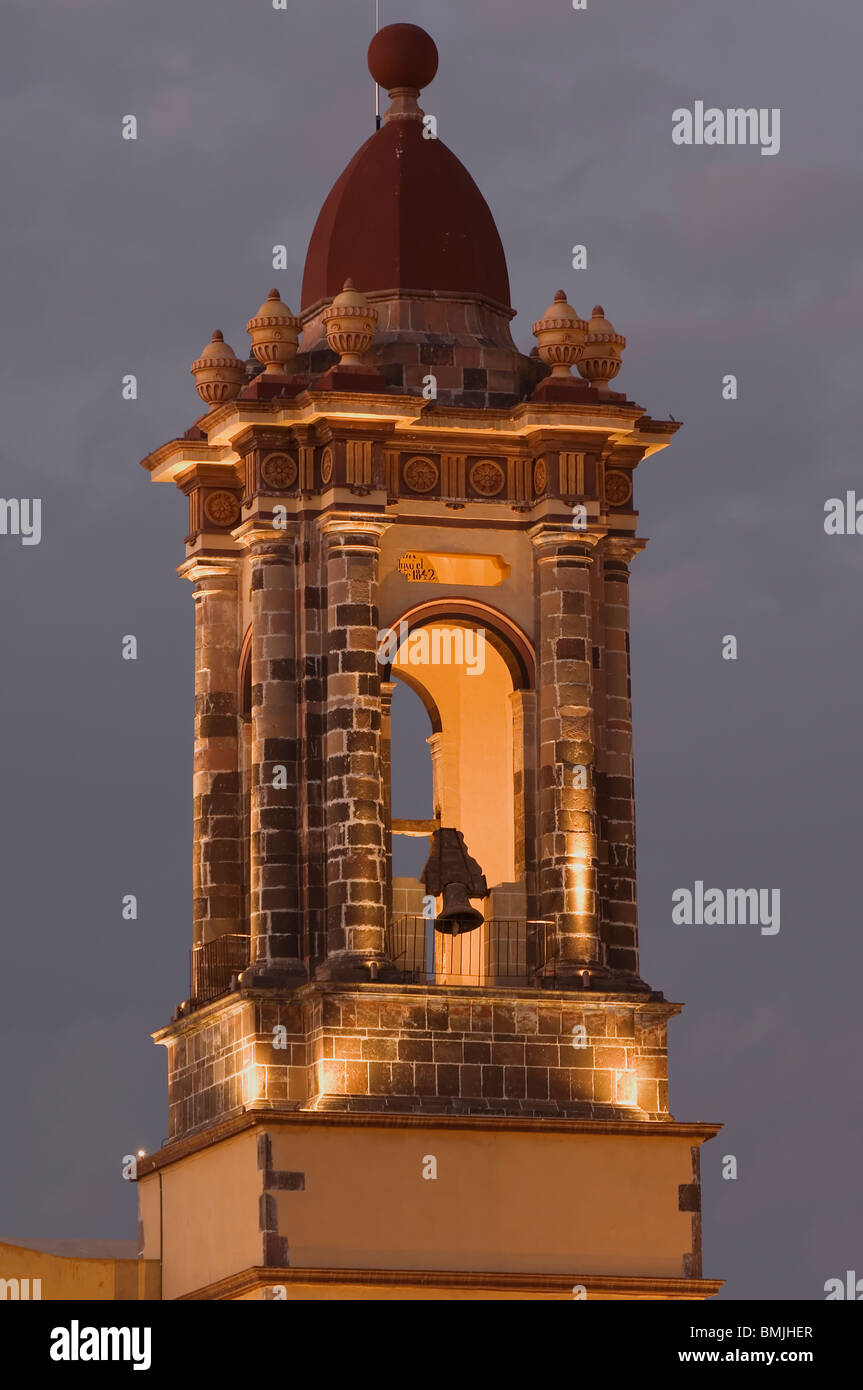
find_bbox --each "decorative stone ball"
[531,290,589,378]
[368,23,439,92]
[246,289,300,375]
[190,331,246,407]
[321,280,378,367]
[576,305,626,388]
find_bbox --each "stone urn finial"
[531,290,589,378]
[245,288,300,375]
[321,279,378,368]
[190,330,246,408]
[576,305,626,389]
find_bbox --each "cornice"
[178,1264,724,1301]
[137,1105,722,1178]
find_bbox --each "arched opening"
[389,678,437,977]
[385,609,537,985]
[390,679,436,880]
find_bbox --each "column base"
[315,952,398,984]
[540,959,654,992]
[238,959,309,990]
[539,961,606,991]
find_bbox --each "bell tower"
[136,22,721,1301]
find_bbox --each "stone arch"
[382,604,536,965]
[380,598,534,689]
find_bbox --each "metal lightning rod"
[374,0,381,129]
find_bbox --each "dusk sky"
[1,0,861,1299]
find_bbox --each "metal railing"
[387,916,555,987]
[187,920,558,1005]
[190,934,251,1005]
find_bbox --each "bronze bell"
[435,881,485,936]
[421,826,488,937]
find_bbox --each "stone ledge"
[139,1106,722,1178]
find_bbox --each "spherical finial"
[368,23,438,92]
[190,331,246,408]
[593,305,604,317]
[343,278,355,290]
[531,291,589,378]
[321,280,378,368]
[246,289,300,376]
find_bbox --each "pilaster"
[181,557,243,948]
[531,523,607,981]
[318,513,391,978]
[599,536,646,981]
[241,525,306,985]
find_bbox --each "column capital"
[380,680,396,716]
[603,536,647,567]
[318,511,391,544]
[178,555,241,590]
[233,518,298,551]
[528,521,605,560]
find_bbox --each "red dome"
[301,118,511,312]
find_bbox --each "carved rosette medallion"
[533,456,548,494]
[470,459,506,497]
[203,490,241,527]
[605,469,633,507]
[320,447,334,485]
[260,452,297,491]
[403,455,439,494]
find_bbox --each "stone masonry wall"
[163,984,674,1141]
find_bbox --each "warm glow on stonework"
[130,19,721,1304]
[242,1063,263,1105]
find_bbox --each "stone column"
[426,731,442,821]
[599,537,646,982]
[183,558,243,948]
[319,515,390,978]
[380,680,396,932]
[531,523,607,980]
[509,689,537,893]
[244,532,306,984]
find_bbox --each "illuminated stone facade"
[136,22,720,1300]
